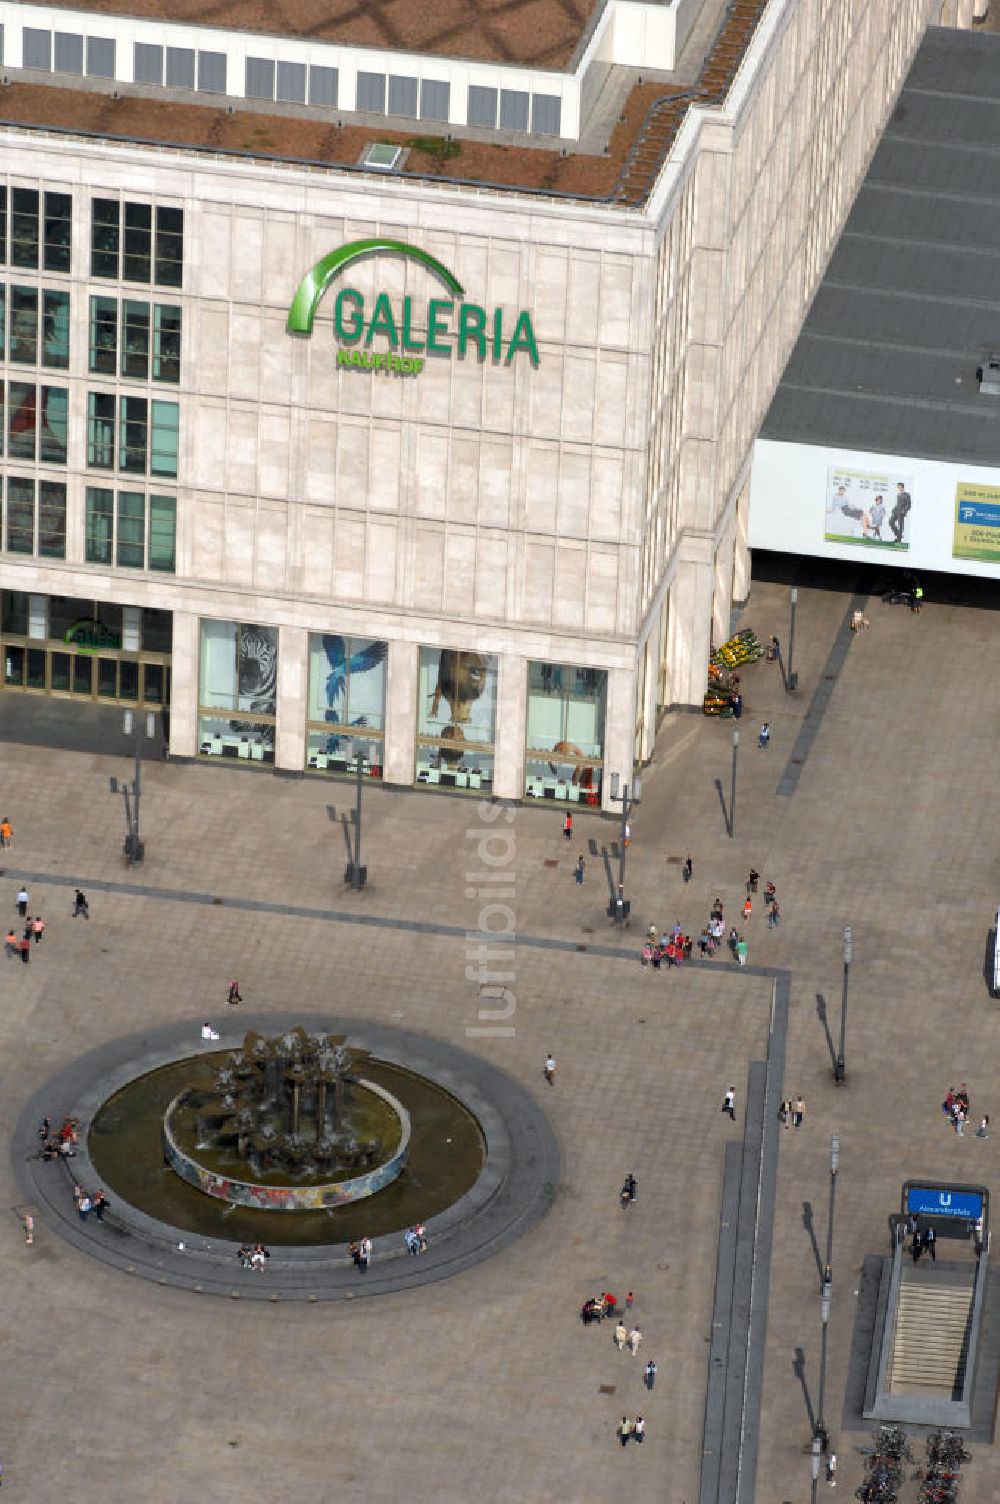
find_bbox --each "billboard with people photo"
[825,466,912,550]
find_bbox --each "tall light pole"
[111,709,156,865]
[835,926,852,1083]
[814,1135,838,1475]
[608,771,641,925]
[787,586,799,692]
[345,737,369,890]
[729,728,740,839]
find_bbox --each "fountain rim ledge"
[162,1075,412,1211]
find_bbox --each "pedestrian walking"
[614,1321,627,1351]
[358,1234,372,1271]
[742,896,752,923]
[4,929,16,959]
[683,854,693,883]
[0,816,12,848]
[18,935,30,965]
[543,1053,556,1085]
[954,1106,966,1136]
[628,1326,642,1355]
[23,1213,34,1245]
[72,888,90,919]
[201,1023,220,1040]
[758,722,770,749]
[227,978,243,1006]
[792,1095,805,1128]
[633,1416,645,1444]
[779,1098,791,1128]
[32,916,44,945]
[768,898,781,929]
[92,1191,108,1222]
[826,1452,837,1487]
[644,1359,657,1390]
[16,887,28,918]
[976,1115,990,1138]
[625,1291,634,1311]
[618,1416,631,1447]
[563,812,573,841]
[731,692,743,720]
[911,1227,923,1263]
[736,936,748,967]
[924,1225,936,1263]
[722,1085,736,1120]
[574,856,585,885]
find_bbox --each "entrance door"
[72,656,94,696]
[97,658,117,698]
[50,651,71,693]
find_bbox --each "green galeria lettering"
[335,288,363,342]
[401,296,424,353]
[426,299,453,355]
[492,307,504,361]
[457,303,486,359]
[365,292,399,348]
[505,310,539,367]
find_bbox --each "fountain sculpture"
[162,1028,411,1211]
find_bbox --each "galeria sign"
[287,237,539,374]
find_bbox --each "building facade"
[0,0,945,806]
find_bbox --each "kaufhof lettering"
[286,238,539,375]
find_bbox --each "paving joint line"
[776,591,868,798]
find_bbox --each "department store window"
[134,42,162,85]
[530,94,561,136]
[1,476,66,558]
[524,662,607,803]
[356,71,386,113]
[87,393,177,476]
[199,619,277,762]
[388,75,417,117]
[165,47,195,90]
[245,56,274,100]
[22,28,51,71]
[277,61,306,104]
[85,486,174,571]
[305,634,387,777]
[197,51,226,94]
[54,31,83,74]
[1,188,71,271]
[90,199,183,288]
[89,296,180,380]
[5,383,67,464]
[420,80,450,122]
[86,36,115,78]
[7,287,69,368]
[308,65,338,107]
[499,90,529,131]
[415,647,496,791]
[467,85,497,128]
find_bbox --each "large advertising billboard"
[750,439,1000,578]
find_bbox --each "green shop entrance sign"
[64,618,121,652]
[286,237,539,375]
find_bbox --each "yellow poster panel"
[953,481,1000,563]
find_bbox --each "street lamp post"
[114,709,156,865]
[835,926,852,1083]
[729,728,740,839]
[608,771,641,925]
[787,586,799,692]
[345,738,369,890]
[813,1135,839,1474]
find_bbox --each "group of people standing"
[5,888,44,965]
[941,1083,987,1138]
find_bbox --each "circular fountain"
[161,1028,411,1211]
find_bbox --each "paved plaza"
[1,574,999,1500]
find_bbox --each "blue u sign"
[906,1186,983,1220]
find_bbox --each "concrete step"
[889,1280,973,1394]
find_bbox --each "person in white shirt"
[201,1023,220,1040]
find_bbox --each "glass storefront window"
[415,647,496,791]
[305,634,386,776]
[525,662,607,804]
[199,619,277,761]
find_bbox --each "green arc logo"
[287,238,464,335]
